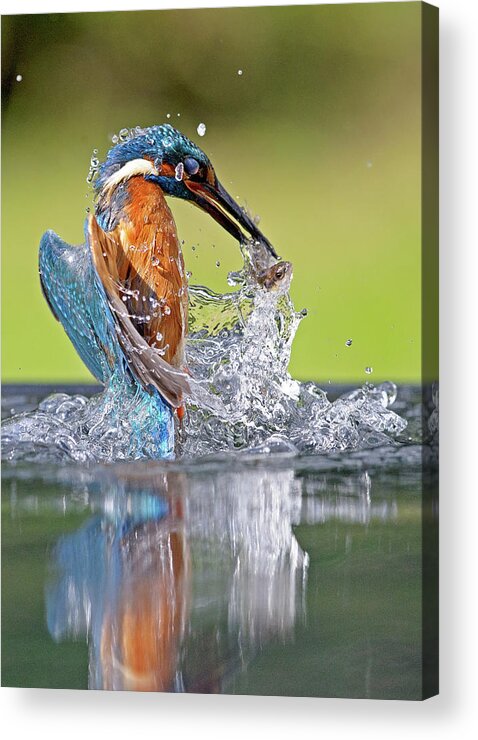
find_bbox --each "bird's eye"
[184,157,200,176]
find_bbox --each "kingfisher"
[39,124,278,457]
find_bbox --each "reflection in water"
[45,465,310,691]
[0,454,417,695]
[47,472,189,691]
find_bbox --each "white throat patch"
[103,158,159,193]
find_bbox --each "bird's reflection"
[46,465,308,692]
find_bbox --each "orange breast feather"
[92,177,188,368]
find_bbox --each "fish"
[256,261,293,293]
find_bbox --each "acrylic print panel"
[1,2,438,698]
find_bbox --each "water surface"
[1,384,434,699]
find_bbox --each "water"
[1,384,436,697]
[1,237,424,464]
[1,236,437,696]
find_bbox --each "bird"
[39,124,277,458]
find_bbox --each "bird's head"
[95,124,278,259]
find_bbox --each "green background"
[1,2,423,384]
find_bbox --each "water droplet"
[151,255,160,267]
[177,113,181,117]
[156,331,163,342]
[163,305,171,315]
[197,122,206,137]
[166,113,171,119]
[175,162,184,181]
[186,271,192,279]
[378,381,397,406]
[122,296,128,302]
[111,134,119,144]
[253,214,261,225]
[85,207,90,213]
[215,260,220,268]
[90,156,99,168]
[365,366,373,374]
[237,69,243,75]
[16,74,22,82]
[119,128,129,142]
[345,339,352,347]
[191,245,196,252]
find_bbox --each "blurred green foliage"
[2,3,422,383]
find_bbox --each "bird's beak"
[185,178,279,259]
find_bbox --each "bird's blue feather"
[39,226,175,459]
[39,227,115,382]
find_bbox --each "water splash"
[1,239,407,463]
[180,244,406,457]
[1,374,174,463]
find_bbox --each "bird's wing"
[87,216,189,408]
[39,229,116,383]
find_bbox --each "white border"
[2,0,478,737]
